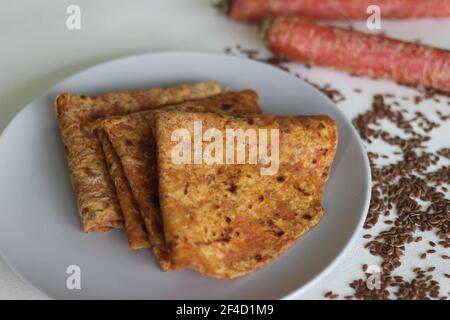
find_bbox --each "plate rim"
[0,50,371,300]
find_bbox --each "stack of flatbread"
[55,81,338,279]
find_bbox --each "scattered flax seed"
[225,45,346,104]
[438,241,449,248]
[350,267,447,300]
[429,241,436,247]
[336,91,448,299]
[441,255,449,260]
[302,80,346,103]
[437,148,450,159]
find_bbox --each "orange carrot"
[262,16,450,91]
[221,0,450,22]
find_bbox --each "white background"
[0,0,449,299]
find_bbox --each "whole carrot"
[220,0,450,22]
[262,16,450,92]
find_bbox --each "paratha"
[54,82,221,232]
[154,111,338,278]
[98,91,261,270]
[96,129,151,249]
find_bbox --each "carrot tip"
[212,0,231,16]
[259,18,274,43]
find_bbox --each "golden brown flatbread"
[98,91,260,270]
[54,82,221,233]
[154,111,338,278]
[96,129,151,249]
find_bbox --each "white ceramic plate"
[0,52,370,299]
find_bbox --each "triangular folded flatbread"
[97,91,261,270]
[55,82,221,232]
[154,111,338,278]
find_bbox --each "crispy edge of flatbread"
[154,111,338,278]
[96,128,151,249]
[94,119,170,269]
[54,81,221,232]
[100,90,261,270]
[63,121,124,233]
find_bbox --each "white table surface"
[0,0,449,300]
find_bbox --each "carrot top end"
[212,0,231,16]
[259,18,274,43]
